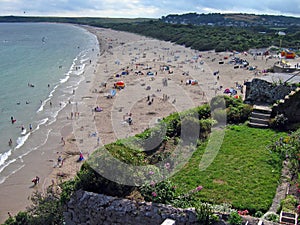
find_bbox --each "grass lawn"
[171,125,286,213]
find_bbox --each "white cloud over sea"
[0,0,300,18]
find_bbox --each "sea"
[0,22,99,184]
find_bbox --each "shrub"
[270,113,288,129]
[75,162,135,197]
[264,212,279,222]
[140,179,177,204]
[254,211,263,218]
[280,195,298,213]
[196,203,219,225]
[3,211,30,225]
[60,180,76,204]
[228,211,243,225]
[3,190,64,225]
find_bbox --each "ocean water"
[0,23,98,184]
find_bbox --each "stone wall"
[64,190,199,225]
[64,190,280,225]
[245,78,296,105]
[272,87,300,123]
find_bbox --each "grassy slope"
[172,125,285,212]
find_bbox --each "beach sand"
[0,25,283,223]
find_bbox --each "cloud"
[0,0,299,18]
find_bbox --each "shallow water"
[0,23,99,184]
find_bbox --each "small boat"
[21,129,27,136]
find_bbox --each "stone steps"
[249,117,269,125]
[248,122,269,128]
[251,112,271,120]
[248,105,272,128]
[280,211,298,225]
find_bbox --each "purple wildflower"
[196,186,203,191]
[150,181,156,187]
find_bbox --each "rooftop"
[257,72,300,84]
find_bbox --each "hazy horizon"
[1,0,299,19]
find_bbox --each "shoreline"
[0,25,287,223]
[0,24,100,223]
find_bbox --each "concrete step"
[251,112,271,120]
[253,105,272,112]
[248,122,269,128]
[249,117,269,125]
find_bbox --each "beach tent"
[224,88,237,95]
[224,88,231,93]
[147,71,154,76]
[114,81,125,89]
[191,80,198,85]
[161,65,170,71]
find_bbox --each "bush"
[211,95,252,124]
[75,162,135,197]
[280,195,298,213]
[3,212,30,225]
[228,211,243,225]
[3,190,64,225]
[140,179,176,204]
[196,203,219,225]
[270,113,288,129]
[254,211,263,218]
[264,212,279,222]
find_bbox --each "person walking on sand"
[57,155,62,167]
[61,137,65,146]
[29,124,32,132]
[78,151,84,162]
[32,176,40,186]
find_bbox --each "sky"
[1,0,300,18]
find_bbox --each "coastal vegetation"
[2,14,300,224]
[1,14,300,52]
[4,96,294,225]
[99,21,300,52]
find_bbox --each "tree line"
[1,16,300,52]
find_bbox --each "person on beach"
[32,176,40,186]
[61,137,65,146]
[29,124,32,132]
[57,155,62,167]
[78,151,84,162]
[11,116,16,124]
[8,138,12,147]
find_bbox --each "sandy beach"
[0,25,282,223]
